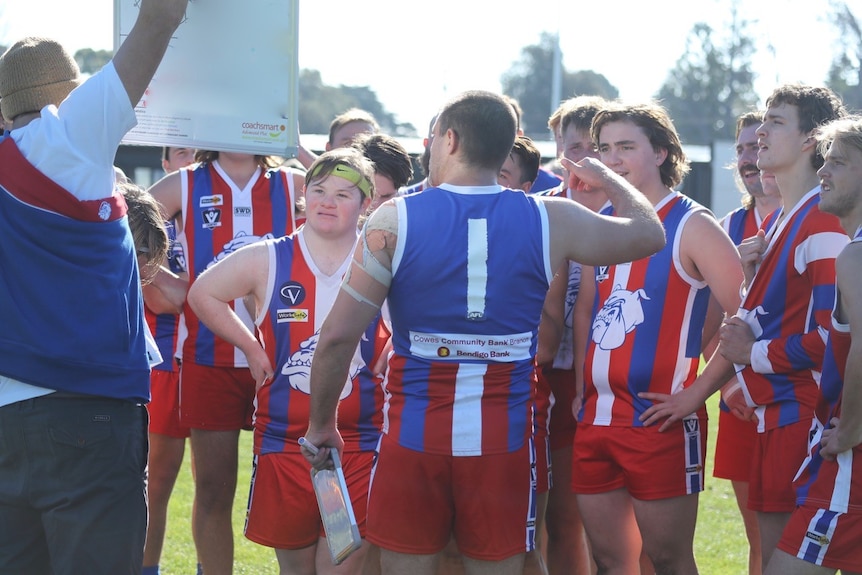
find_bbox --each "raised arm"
[112,0,190,107]
[547,157,664,270]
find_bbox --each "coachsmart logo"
[241,121,287,140]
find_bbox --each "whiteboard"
[114,0,299,157]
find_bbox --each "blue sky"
[2,0,840,133]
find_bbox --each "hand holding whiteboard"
[114,0,299,157]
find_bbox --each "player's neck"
[839,212,862,238]
[216,154,260,190]
[438,162,498,187]
[639,180,673,206]
[569,187,608,213]
[754,195,782,220]
[773,166,820,213]
[302,225,357,276]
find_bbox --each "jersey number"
[466,218,488,321]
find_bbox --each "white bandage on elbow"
[341,282,381,309]
[355,227,392,287]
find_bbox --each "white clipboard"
[310,449,362,565]
[113,0,299,157]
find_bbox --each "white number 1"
[466,218,488,321]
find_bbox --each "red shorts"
[777,507,862,572]
[571,419,706,500]
[535,434,552,494]
[244,450,373,549]
[543,368,578,451]
[748,420,812,513]
[179,362,255,431]
[147,368,190,438]
[713,408,757,482]
[367,434,535,561]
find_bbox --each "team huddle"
[1,2,861,575]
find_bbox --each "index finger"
[637,392,672,403]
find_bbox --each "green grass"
[158,395,751,574]
[158,430,277,574]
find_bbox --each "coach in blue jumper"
[0,2,190,574]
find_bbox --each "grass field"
[158,394,752,574]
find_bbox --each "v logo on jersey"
[279,281,306,306]
[202,208,222,229]
[683,419,699,435]
[596,266,610,282]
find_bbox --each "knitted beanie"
[0,37,81,121]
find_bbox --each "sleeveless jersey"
[582,192,711,427]
[734,188,847,431]
[384,185,553,457]
[254,230,388,455]
[179,161,298,368]
[722,204,781,243]
[793,269,861,514]
[145,220,185,373]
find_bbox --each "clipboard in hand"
[310,449,362,564]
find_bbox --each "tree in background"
[655,7,758,146]
[298,69,414,137]
[825,1,862,112]
[68,51,413,137]
[75,48,113,74]
[501,32,618,140]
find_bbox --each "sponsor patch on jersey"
[279,281,306,306]
[201,208,222,229]
[234,206,252,217]
[596,266,610,282]
[683,418,700,435]
[805,531,830,545]
[277,309,309,323]
[199,194,224,207]
[409,330,533,362]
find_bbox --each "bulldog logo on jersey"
[734,305,769,338]
[98,201,112,221]
[591,285,650,350]
[281,331,364,400]
[206,232,274,268]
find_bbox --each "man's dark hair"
[352,133,414,189]
[436,91,517,172]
